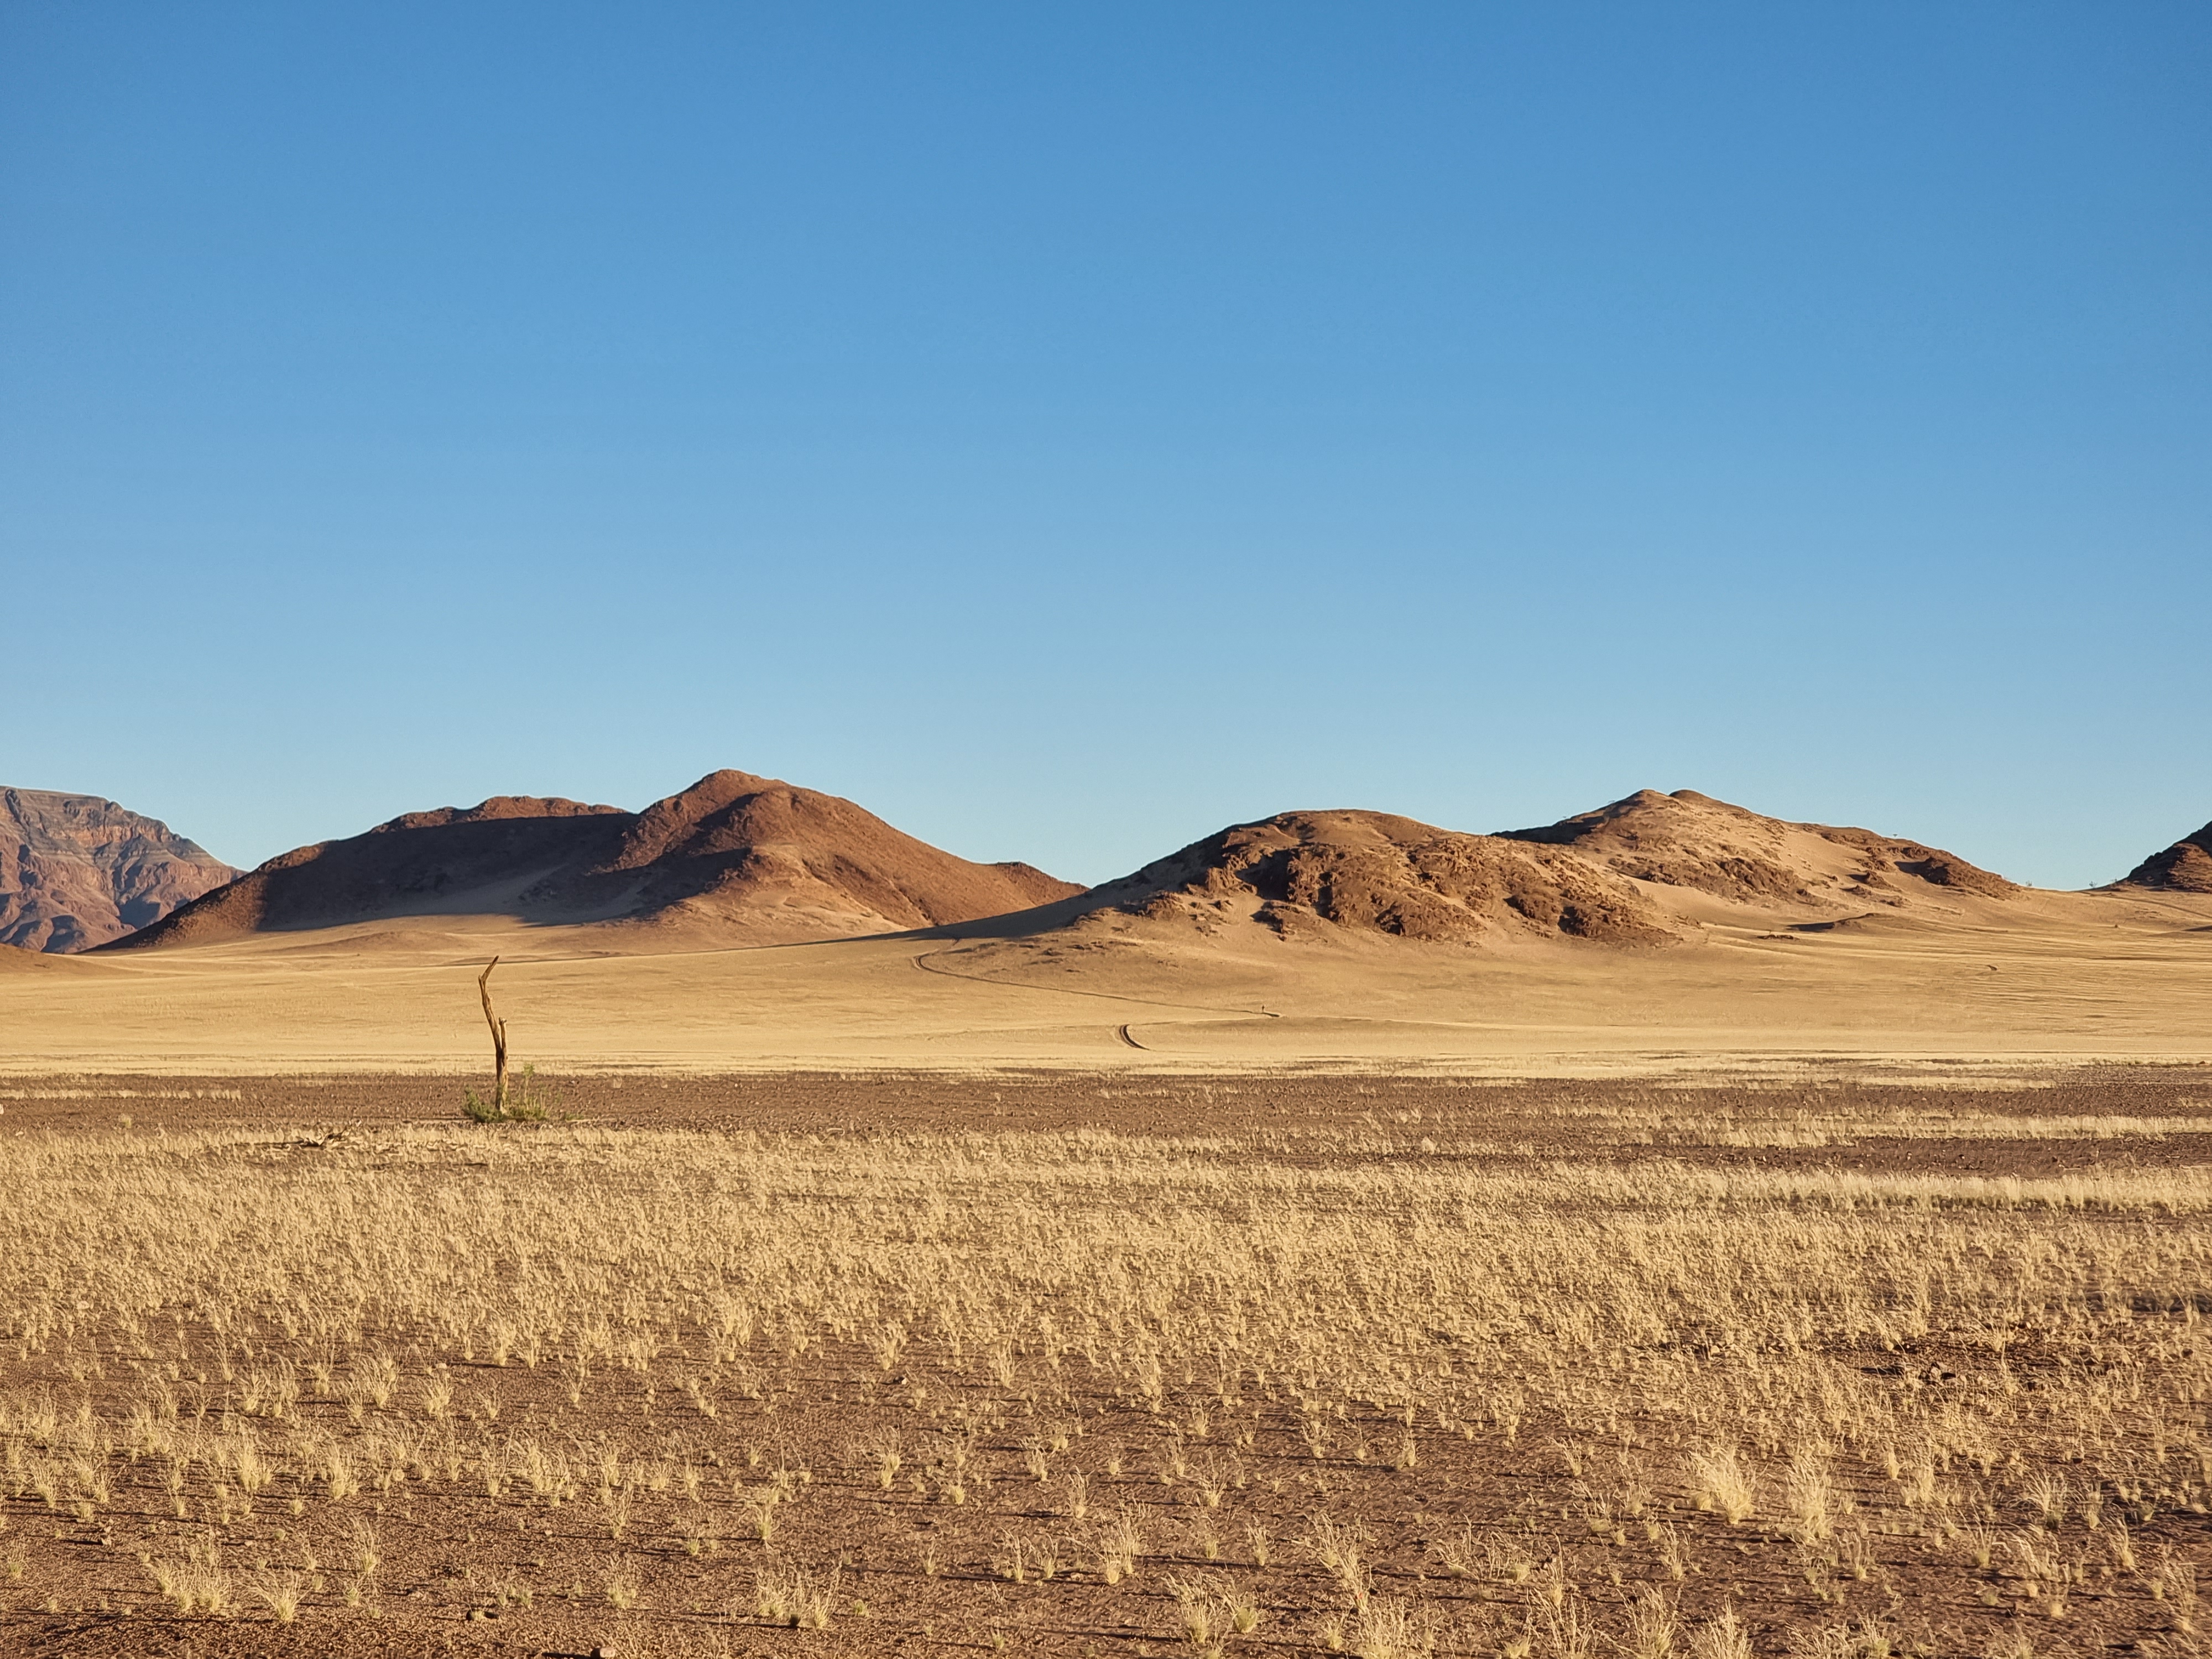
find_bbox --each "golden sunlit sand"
[4,876,2206,1077]
[3,791,2209,1658]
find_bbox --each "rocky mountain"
[2115,820,2212,893]
[0,789,239,952]
[1498,788,2017,906]
[110,770,1083,949]
[974,788,2021,954]
[1052,808,1676,946]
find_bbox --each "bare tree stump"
[478,957,508,1112]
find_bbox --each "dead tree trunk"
[478,957,508,1112]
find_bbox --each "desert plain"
[2,780,2209,1659]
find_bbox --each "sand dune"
[0,941,89,972]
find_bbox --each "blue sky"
[4,2,2206,887]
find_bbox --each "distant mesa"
[108,769,1084,950]
[2116,821,2212,894]
[0,789,239,953]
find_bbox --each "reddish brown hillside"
[1047,808,1674,946]
[1502,789,2017,907]
[108,772,1082,950]
[2116,821,2212,893]
[967,788,2030,961]
[0,789,238,952]
[114,796,632,947]
[558,769,1081,935]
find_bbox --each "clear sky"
[4,3,2206,888]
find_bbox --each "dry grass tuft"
[0,1086,2207,1650]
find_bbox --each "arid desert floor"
[2,901,2209,1658]
[2,1064,2211,1658]
[4,863,2211,1076]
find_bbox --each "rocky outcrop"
[964,788,2031,957]
[0,789,239,952]
[1057,808,1677,946]
[1501,789,2017,905]
[2116,822,2212,894]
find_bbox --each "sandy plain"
[2,872,2208,1076]
[2,885,2209,1659]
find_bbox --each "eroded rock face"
[2118,823,2212,894]
[1501,788,2018,904]
[1057,787,2031,954]
[1081,809,1678,946]
[0,789,240,952]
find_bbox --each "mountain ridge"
[53,774,2203,957]
[107,770,1083,950]
[1048,807,1678,946]
[1497,788,2017,905]
[0,789,239,953]
[963,787,2028,952]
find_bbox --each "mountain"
[1498,788,2018,906]
[1042,808,1677,946]
[926,787,2027,975]
[81,776,2042,961]
[546,769,1081,934]
[0,789,239,953]
[882,788,2044,1028]
[2116,821,2212,893]
[109,770,1083,950]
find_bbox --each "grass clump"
[463,1063,561,1124]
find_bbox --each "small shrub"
[464,1064,561,1124]
[1692,1446,1757,1525]
[252,1569,306,1622]
[603,1557,642,1610]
